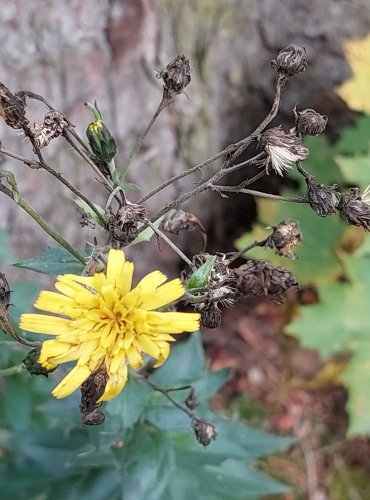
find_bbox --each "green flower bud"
[86,120,117,163]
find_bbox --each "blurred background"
[1,0,370,498]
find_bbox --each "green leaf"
[336,154,370,189]
[287,251,370,434]
[13,248,88,275]
[9,281,40,323]
[335,115,370,156]
[186,257,216,289]
[128,216,165,247]
[341,344,370,435]
[152,333,205,386]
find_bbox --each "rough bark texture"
[0,0,369,280]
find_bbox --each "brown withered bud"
[192,418,217,447]
[23,347,56,377]
[30,111,69,149]
[294,107,328,136]
[161,209,207,252]
[305,177,341,217]
[271,45,308,80]
[185,388,199,410]
[82,408,106,426]
[338,187,370,231]
[200,303,222,329]
[234,260,298,304]
[107,202,147,246]
[261,126,309,176]
[159,54,191,96]
[265,219,302,259]
[0,82,28,129]
[80,212,96,229]
[80,369,109,418]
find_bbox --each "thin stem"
[0,364,24,376]
[212,185,307,203]
[146,220,194,269]
[141,376,195,419]
[228,239,268,264]
[0,184,85,264]
[0,147,106,226]
[139,75,284,205]
[63,131,113,188]
[125,93,174,172]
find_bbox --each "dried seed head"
[159,54,191,96]
[338,186,370,231]
[294,107,328,136]
[80,368,109,421]
[192,418,217,446]
[161,209,207,252]
[185,388,199,410]
[234,260,298,304]
[0,82,28,129]
[200,303,222,329]
[188,254,237,314]
[305,177,341,217]
[23,347,56,377]
[261,126,309,176]
[272,45,308,80]
[82,408,106,426]
[266,219,302,259]
[107,203,147,246]
[31,111,70,149]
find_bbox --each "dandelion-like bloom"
[20,250,200,402]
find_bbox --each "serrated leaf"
[13,247,88,275]
[186,256,216,289]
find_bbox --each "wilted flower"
[339,186,370,230]
[0,82,27,129]
[107,202,147,246]
[20,249,200,402]
[305,177,341,217]
[199,303,222,329]
[158,54,191,96]
[271,45,308,81]
[192,418,217,446]
[31,111,69,149]
[23,347,56,377]
[265,219,302,259]
[294,107,328,136]
[261,126,309,176]
[234,260,298,303]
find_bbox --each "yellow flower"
[20,250,200,402]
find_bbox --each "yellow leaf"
[337,34,370,113]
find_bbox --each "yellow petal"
[138,279,185,310]
[20,314,70,335]
[52,365,91,398]
[99,364,128,401]
[136,271,167,294]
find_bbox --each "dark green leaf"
[13,248,88,275]
[186,257,216,289]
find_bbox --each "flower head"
[20,250,200,402]
[261,126,309,176]
[339,185,370,230]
